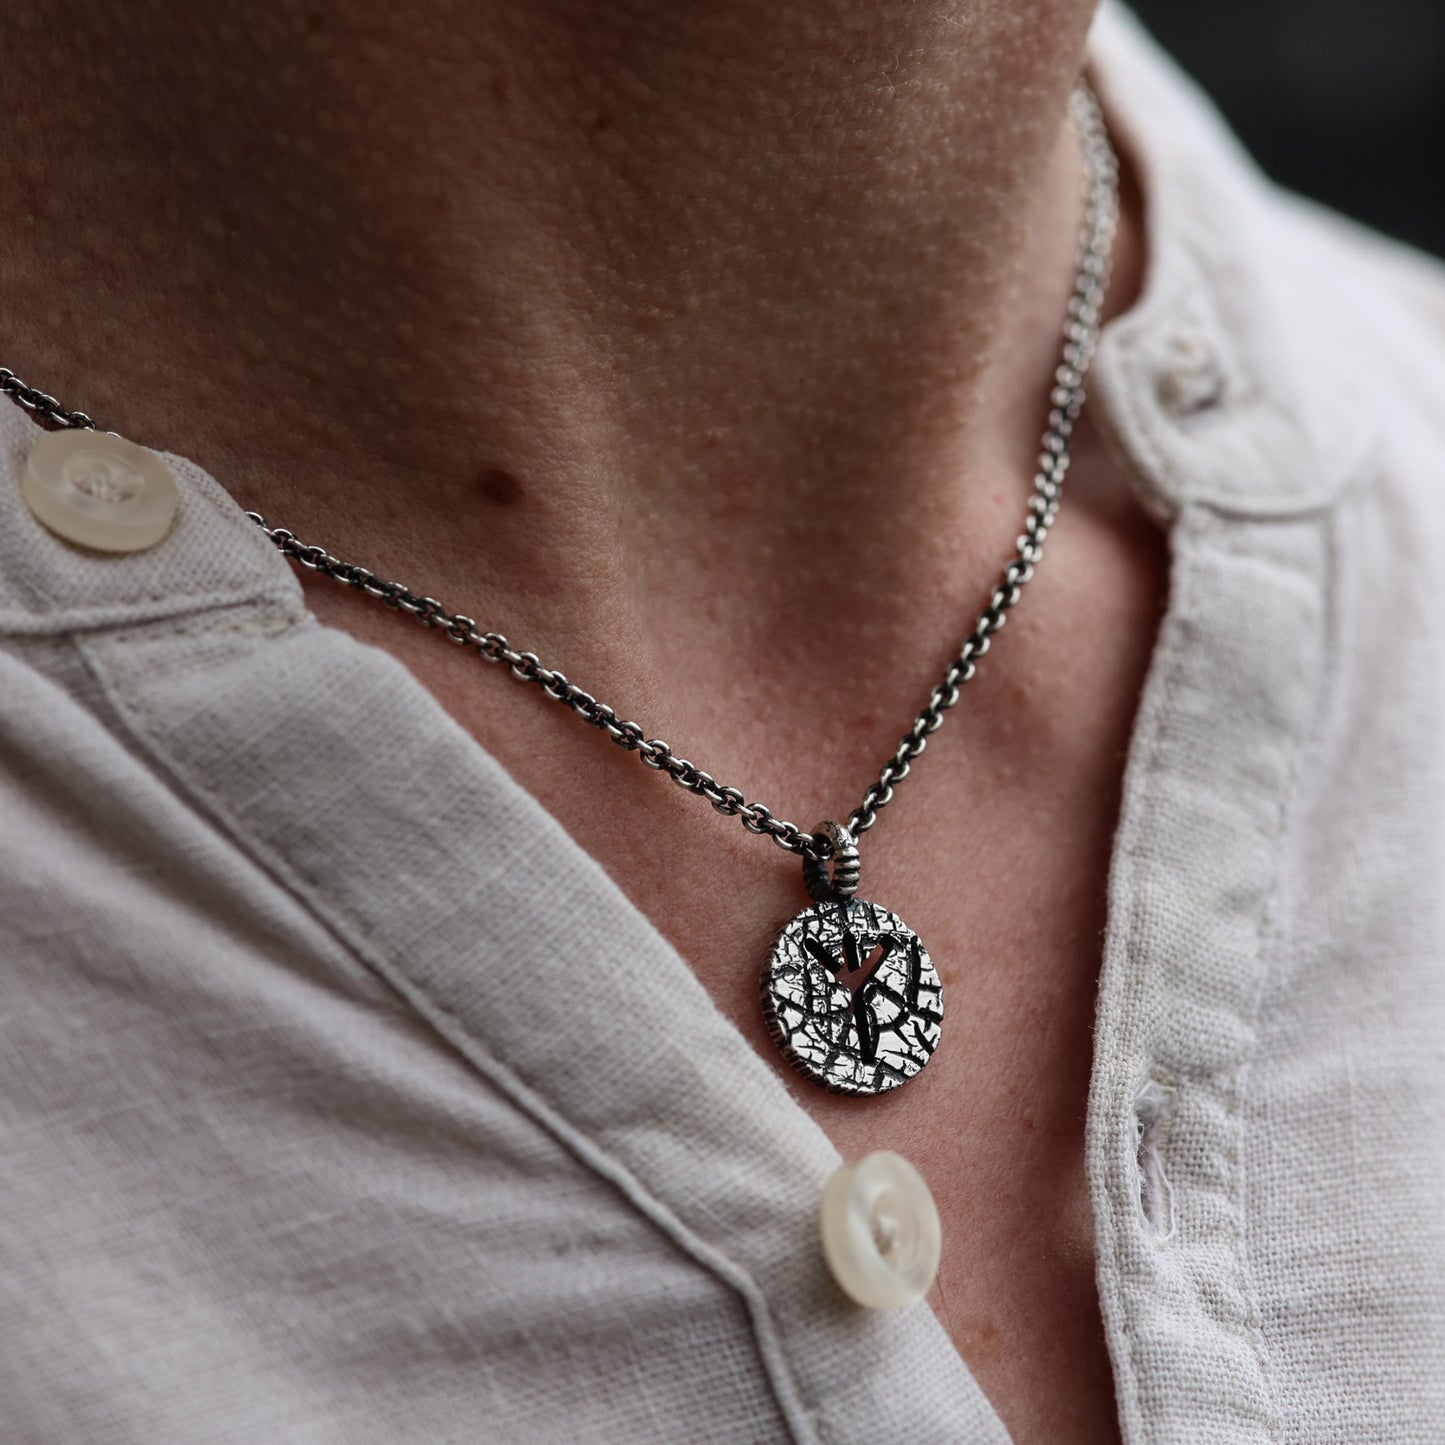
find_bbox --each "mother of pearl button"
[22,428,179,553]
[820,1151,942,1309]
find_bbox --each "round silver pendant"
[761,896,943,1096]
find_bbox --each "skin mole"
[476,466,525,507]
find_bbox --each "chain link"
[0,84,1117,866]
[0,369,96,431]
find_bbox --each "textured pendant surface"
[762,896,943,1096]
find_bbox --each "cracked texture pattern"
[761,898,943,1096]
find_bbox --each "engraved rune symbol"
[803,928,898,1063]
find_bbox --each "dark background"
[1128,0,1445,258]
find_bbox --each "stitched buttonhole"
[1133,1075,1177,1241]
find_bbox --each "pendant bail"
[803,820,861,902]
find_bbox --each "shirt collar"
[1089,2,1376,521]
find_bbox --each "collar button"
[1156,332,1228,417]
[22,428,179,553]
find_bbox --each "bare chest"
[774,858,1123,1445]
[644,755,1127,1445]
[297,484,1165,1445]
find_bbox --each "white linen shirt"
[2,9,1443,1443]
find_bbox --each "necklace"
[1,82,1117,1098]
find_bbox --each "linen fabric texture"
[2,8,1443,1442]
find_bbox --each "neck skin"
[3,0,1136,714]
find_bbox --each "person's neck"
[3,1,1132,668]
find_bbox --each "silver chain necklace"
[1,83,1118,1096]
